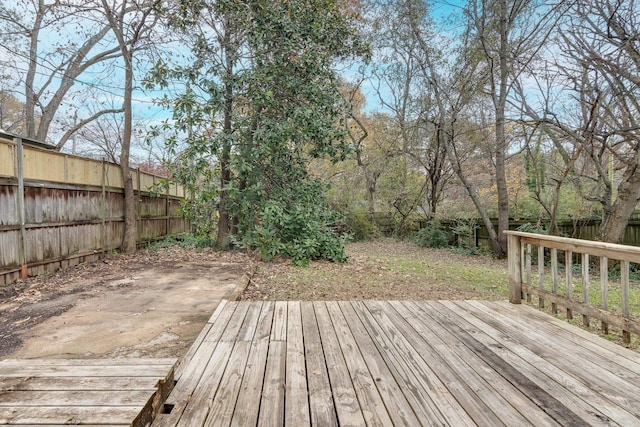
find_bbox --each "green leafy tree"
[150,0,367,262]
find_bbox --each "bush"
[415,222,449,248]
[147,233,216,250]
[242,196,348,264]
[344,209,379,241]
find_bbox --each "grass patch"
[246,238,508,301]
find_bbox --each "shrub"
[415,222,449,248]
[344,209,379,241]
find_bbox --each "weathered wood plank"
[601,256,610,334]
[0,358,176,366]
[0,406,142,425]
[284,301,310,426]
[173,342,234,426]
[337,301,421,426]
[153,341,222,427]
[204,342,252,427]
[220,301,250,342]
[0,390,152,406]
[157,303,243,427]
[507,230,640,264]
[356,300,483,426]
[396,301,539,427]
[521,283,640,336]
[368,300,507,425]
[539,244,545,309]
[0,376,161,392]
[582,253,590,327]
[300,301,338,427]
[154,300,640,426]
[424,301,581,427]
[515,302,640,365]
[480,301,640,411]
[325,301,393,426]
[493,301,640,372]
[565,250,573,319]
[204,303,263,427]
[313,301,366,426]
[230,301,274,427]
[0,365,172,378]
[270,300,288,341]
[454,300,639,426]
[350,301,454,426]
[508,233,522,303]
[257,341,286,426]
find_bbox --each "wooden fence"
[372,213,640,248]
[506,230,640,345]
[0,135,190,286]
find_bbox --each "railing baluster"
[582,253,589,327]
[566,250,573,320]
[600,256,609,335]
[506,231,639,344]
[526,244,532,303]
[621,260,630,344]
[551,248,558,314]
[538,245,545,309]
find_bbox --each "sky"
[1,0,467,157]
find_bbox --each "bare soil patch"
[0,246,252,358]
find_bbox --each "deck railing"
[506,230,640,344]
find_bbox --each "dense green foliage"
[414,222,449,248]
[149,0,367,262]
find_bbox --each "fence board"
[0,143,14,176]
[0,184,18,225]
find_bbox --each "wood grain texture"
[152,300,640,426]
[0,358,175,427]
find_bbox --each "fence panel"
[0,137,190,286]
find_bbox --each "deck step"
[0,358,176,426]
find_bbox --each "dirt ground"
[1,240,505,360]
[0,246,253,359]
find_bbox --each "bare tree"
[548,0,640,243]
[97,0,160,253]
[370,0,454,222]
[464,0,567,254]
[0,0,123,146]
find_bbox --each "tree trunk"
[217,140,231,249]
[120,51,136,254]
[216,30,234,249]
[494,0,510,257]
[597,151,640,243]
[445,136,502,256]
[25,0,45,138]
[495,114,509,256]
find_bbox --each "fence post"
[14,138,27,279]
[507,232,522,304]
[101,158,106,251]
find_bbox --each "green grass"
[252,239,509,301]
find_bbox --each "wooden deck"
[154,300,640,426]
[0,358,176,426]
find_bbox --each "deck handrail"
[506,230,640,344]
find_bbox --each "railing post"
[507,232,522,304]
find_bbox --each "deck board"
[0,358,175,426]
[154,300,640,426]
